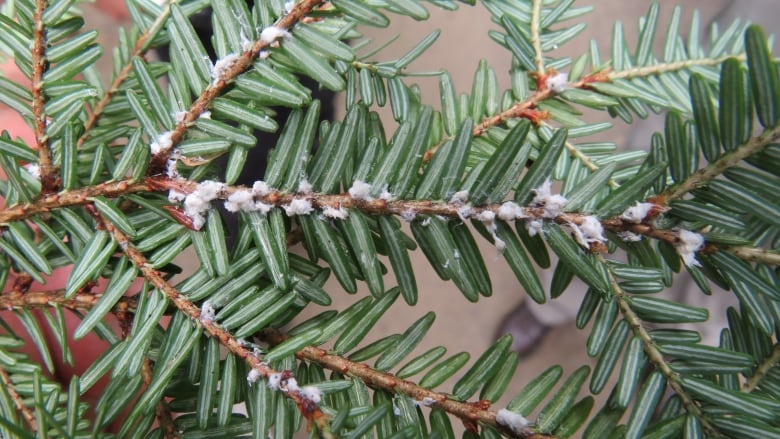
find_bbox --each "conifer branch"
[79,0,179,149]
[662,123,780,201]
[743,343,780,393]
[99,214,335,438]
[605,259,719,436]
[530,0,545,76]
[151,0,325,169]
[32,0,55,192]
[599,262,718,436]
[725,246,780,265]
[0,290,138,313]
[0,365,38,432]
[142,358,180,439]
[608,53,746,81]
[260,328,555,439]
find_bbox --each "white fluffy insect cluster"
[475,210,506,252]
[283,198,314,216]
[23,163,40,180]
[497,201,525,222]
[496,409,529,435]
[299,386,323,404]
[675,229,705,267]
[569,215,606,248]
[199,300,216,323]
[526,219,544,237]
[546,72,569,93]
[252,180,271,197]
[348,180,373,201]
[149,131,173,155]
[260,26,290,44]
[618,231,643,242]
[401,209,417,222]
[223,189,273,215]
[183,180,226,230]
[621,202,656,224]
[414,397,437,407]
[379,187,393,201]
[284,0,296,13]
[298,179,313,194]
[322,205,349,219]
[211,53,241,85]
[532,179,568,218]
[267,373,283,391]
[247,368,262,385]
[449,190,469,205]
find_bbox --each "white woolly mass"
[168,189,186,203]
[199,110,211,119]
[267,373,282,391]
[183,180,226,230]
[401,209,417,222]
[676,229,705,267]
[348,180,373,201]
[532,179,568,218]
[285,378,299,392]
[252,180,271,197]
[449,190,469,205]
[211,53,241,84]
[166,157,180,179]
[247,368,262,385]
[200,301,216,323]
[577,216,606,245]
[173,111,187,123]
[299,386,323,404]
[546,72,569,93]
[621,202,656,224]
[497,201,525,222]
[284,198,314,216]
[259,50,270,60]
[224,189,255,213]
[496,409,529,435]
[618,231,643,242]
[23,164,40,180]
[457,205,473,221]
[379,188,393,201]
[526,219,544,237]
[150,131,173,155]
[284,0,296,13]
[298,179,313,194]
[322,205,349,219]
[260,26,290,44]
[474,210,496,224]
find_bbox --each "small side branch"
[605,261,719,435]
[0,290,138,314]
[79,0,179,149]
[743,343,780,393]
[32,0,55,191]
[664,124,780,201]
[151,0,325,169]
[142,358,180,439]
[0,366,38,432]
[530,0,545,76]
[261,328,555,439]
[101,218,334,437]
[608,53,745,81]
[725,246,780,266]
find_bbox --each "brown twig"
[260,327,555,439]
[32,0,56,192]
[100,216,334,438]
[0,365,38,432]
[0,290,138,313]
[0,180,149,224]
[141,358,180,439]
[743,343,780,393]
[149,0,326,172]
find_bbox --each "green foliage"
[0,0,778,438]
